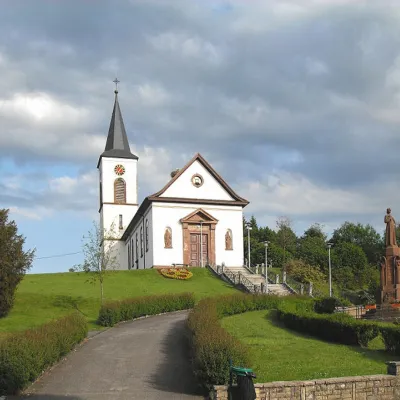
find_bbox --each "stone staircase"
[267,283,292,296]
[222,266,292,296]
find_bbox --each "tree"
[285,259,326,284]
[276,216,297,267]
[332,242,369,289]
[0,209,35,317]
[303,223,327,241]
[331,222,383,264]
[297,224,328,272]
[297,236,328,272]
[75,222,120,304]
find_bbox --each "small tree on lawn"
[0,209,35,317]
[76,221,120,304]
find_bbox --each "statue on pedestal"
[385,208,397,247]
[380,208,400,303]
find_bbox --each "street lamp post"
[264,241,270,294]
[247,224,252,269]
[328,243,333,297]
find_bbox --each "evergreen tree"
[0,209,35,317]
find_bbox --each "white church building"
[98,89,249,269]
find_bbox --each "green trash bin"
[229,360,256,400]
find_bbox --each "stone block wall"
[212,362,400,400]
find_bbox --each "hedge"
[187,293,312,389]
[98,292,195,327]
[380,324,400,355]
[276,302,380,347]
[0,312,87,395]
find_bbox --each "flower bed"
[159,267,193,280]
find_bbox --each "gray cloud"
[1,0,400,233]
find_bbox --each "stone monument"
[380,208,400,303]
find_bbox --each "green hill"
[0,268,236,333]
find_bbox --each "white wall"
[161,160,234,201]
[124,205,153,270]
[152,202,244,267]
[104,239,126,271]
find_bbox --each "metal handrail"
[239,273,261,293]
[224,268,237,286]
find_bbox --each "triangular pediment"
[148,153,249,206]
[180,208,218,224]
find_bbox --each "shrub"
[0,312,87,395]
[380,324,400,355]
[314,297,341,314]
[187,297,250,389]
[276,303,379,347]
[98,292,195,327]
[285,259,326,284]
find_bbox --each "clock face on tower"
[114,164,125,176]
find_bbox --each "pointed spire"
[98,80,138,167]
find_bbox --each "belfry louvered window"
[114,178,126,204]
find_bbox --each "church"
[98,89,249,270]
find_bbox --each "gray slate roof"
[98,91,138,166]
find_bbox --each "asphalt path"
[11,311,206,400]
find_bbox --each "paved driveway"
[12,311,206,400]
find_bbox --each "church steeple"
[98,83,138,167]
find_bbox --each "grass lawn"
[0,268,236,333]
[221,310,398,382]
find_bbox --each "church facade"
[98,90,249,270]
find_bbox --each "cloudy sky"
[1,0,400,273]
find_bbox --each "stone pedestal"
[380,246,400,303]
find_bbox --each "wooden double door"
[190,233,208,267]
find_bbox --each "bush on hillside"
[380,324,400,355]
[0,312,87,395]
[187,297,250,389]
[0,209,35,318]
[314,297,342,314]
[98,293,195,327]
[276,303,379,347]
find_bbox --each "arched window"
[114,178,126,204]
[145,219,149,252]
[164,227,172,249]
[131,238,134,268]
[135,233,139,268]
[128,243,131,270]
[140,227,144,257]
[225,229,233,250]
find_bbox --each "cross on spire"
[113,78,120,94]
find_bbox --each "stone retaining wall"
[212,362,400,400]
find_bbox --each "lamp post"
[328,243,333,297]
[247,224,252,269]
[264,241,270,293]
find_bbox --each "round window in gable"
[191,174,204,188]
